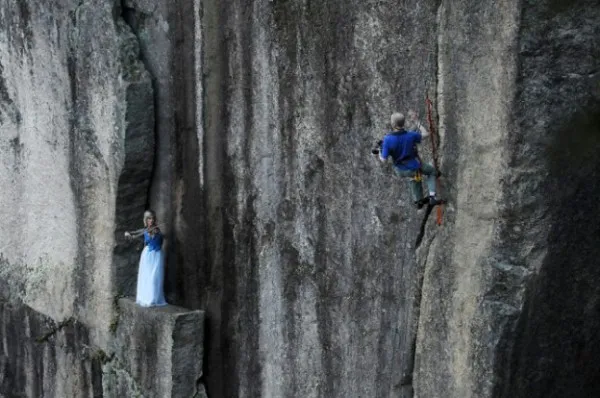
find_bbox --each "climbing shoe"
[428,196,444,207]
[414,197,429,209]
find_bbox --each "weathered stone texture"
[0,299,102,398]
[0,0,153,340]
[501,1,600,396]
[105,298,205,398]
[414,1,600,397]
[1,0,173,396]
[197,1,439,397]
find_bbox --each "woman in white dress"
[124,210,167,307]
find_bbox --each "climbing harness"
[412,169,423,182]
[425,94,443,226]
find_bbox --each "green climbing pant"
[394,162,437,202]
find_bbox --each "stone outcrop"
[1,0,599,397]
[104,299,205,398]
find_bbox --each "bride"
[124,210,167,307]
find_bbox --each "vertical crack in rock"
[111,1,156,299]
[232,3,263,397]
[65,1,86,318]
[119,0,160,211]
[170,0,204,311]
[409,2,445,396]
[15,0,33,50]
[200,0,232,397]
[66,29,94,319]
[415,205,435,249]
[403,233,436,394]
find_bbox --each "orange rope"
[425,95,443,226]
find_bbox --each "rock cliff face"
[0,0,155,345]
[414,1,600,397]
[196,1,439,396]
[1,0,599,397]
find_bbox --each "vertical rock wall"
[0,1,194,397]
[0,0,152,343]
[414,1,522,396]
[197,1,440,397]
[503,1,600,396]
[414,1,600,397]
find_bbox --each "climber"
[374,110,443,209]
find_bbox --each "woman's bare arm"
[125,228,145,239]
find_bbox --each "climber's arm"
[417,122,430,138]
[379,137,389,162]
[408,110,430,139]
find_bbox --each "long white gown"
[135,229,167,307]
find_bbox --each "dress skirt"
[135,246,167,307]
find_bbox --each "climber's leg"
[420,162,444,206]
[420,163,437,196]
[394,168,426,207]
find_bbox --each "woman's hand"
[124,231,132,240]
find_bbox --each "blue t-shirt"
[144,230,163,252]
[381,130,422,171]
